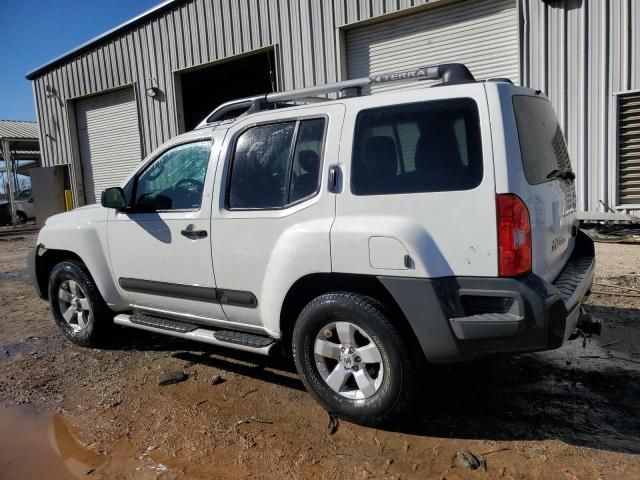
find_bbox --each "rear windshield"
[351,98,483,195]
[513,95,572,185]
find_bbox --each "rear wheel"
[292,292,417,425]
[16,211,27,224]
[48,260,113,347]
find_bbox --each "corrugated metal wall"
[345,0,519,93]
[32,0,640,214]
[521,0,640,214]
[32,0,442,173]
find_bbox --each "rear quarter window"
[512,95,572,185]
[351,98,483,196]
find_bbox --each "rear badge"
[551,235,567,252]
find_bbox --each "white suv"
[28,64,595,424]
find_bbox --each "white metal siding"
[522,0,640,215]
[30,0,640,216]
[27,0,450,206]
[345,0,519,93]
[75,88,142,204]
[618,91,640,205]
[32,0,444,172]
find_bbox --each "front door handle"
[181,224,208,239]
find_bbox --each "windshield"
[512,95,573,185]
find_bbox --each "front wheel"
[48,260,113,347]
[292,292,417,425]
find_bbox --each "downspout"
[519,0,529,87]
[599,3,609,211]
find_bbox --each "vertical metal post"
[1,139,18,226]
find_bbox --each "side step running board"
[131,313,199,333]
[114,313,277,355]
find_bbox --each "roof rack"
[197,63,474,128]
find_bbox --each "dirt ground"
[1,232,639,480]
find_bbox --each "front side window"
[16,190,32,201]
[228,118,326,209]
[512,95,573,185]
[134,140,212,211]
[351,99,483,195]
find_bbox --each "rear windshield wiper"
[546,169,575,181]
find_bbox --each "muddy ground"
[0,231,639,479]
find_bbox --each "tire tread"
[293,291,418,426]
[48,260,114,347]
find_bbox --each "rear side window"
[351,98,483,196]
[513,96,572,185]
[229,122,295,209]
[228,118,326,209]
[290,118,325,203]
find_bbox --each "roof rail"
[197,63,474,128]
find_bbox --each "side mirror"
[101,187,126,209]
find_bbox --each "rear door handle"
[328,165,341,193]
[181,224,208,239]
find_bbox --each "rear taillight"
[496,194,532,277]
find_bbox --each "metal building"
[26,0,640,216]
[0,120,40,225]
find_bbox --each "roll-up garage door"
[346,0,518,93]
[75,87,142,204]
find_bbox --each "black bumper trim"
[449,313,525,340]
[552,230,595,311]
[378,230,595,363]
[27,245,46,300]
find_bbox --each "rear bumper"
[379,230,595,363]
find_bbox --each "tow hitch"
[576,307,601,335]
[569,306,601,342]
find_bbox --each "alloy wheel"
[57,280,92,332]
[314,321,384,400]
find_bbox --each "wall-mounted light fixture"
[146,78,160,98]
[45,84,64,106]
[146,86,160,98]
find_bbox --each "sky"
[0,0,160,121]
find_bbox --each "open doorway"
[177,48,277,132]
[0,132,41,227]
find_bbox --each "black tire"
[292,292,417,426]
[16,211,27,224]
[48,260,114,347]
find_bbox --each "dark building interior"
[179,49,276,131]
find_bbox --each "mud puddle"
[0,405,106,479]
[0,405,189,479]
[0,271,21,280]
[1,337,44,364]
[0,341,31,363]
